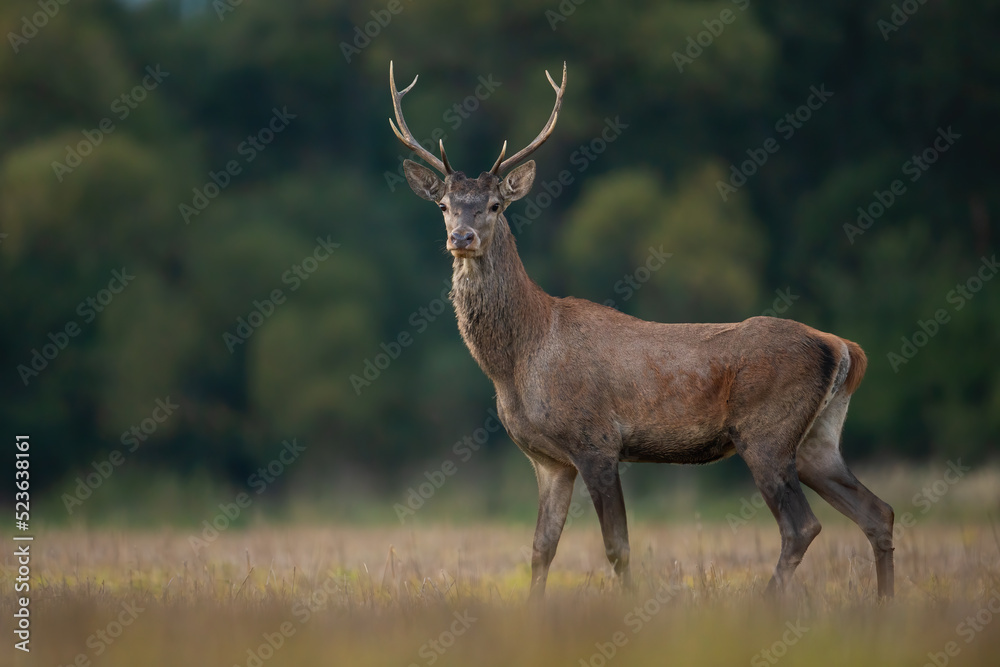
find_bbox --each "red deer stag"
[389,61,894,599]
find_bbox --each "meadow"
[4,3,996,666]
[5,515,999,667]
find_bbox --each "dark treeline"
[1,0,997,499]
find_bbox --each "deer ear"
[403,159,444,201]
[501,160,536,202]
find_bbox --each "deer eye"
[438,203,447,211]
[490,203,500,212]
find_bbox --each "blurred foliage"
[1,0,998,501]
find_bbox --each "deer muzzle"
[449,228,478,254]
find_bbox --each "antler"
[389,61,452,175]
[491,62,567,176]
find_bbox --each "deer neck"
[449,215,552,384]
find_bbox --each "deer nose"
[450,229,475,249]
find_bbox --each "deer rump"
[501,302,866,468]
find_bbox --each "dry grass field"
[4,519,999,667]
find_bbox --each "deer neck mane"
[449,214,552,383]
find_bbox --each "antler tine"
[489,140,507,175]
[496,61,567,175]
[439,139,454,175]
[389,60,448,175]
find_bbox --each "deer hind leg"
[528,457,578,598]
[796,393,895,598]
[738,436,822,594]
[575,453,632,591]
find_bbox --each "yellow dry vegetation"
[3,522,999,667]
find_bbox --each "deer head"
[389,61,567,258]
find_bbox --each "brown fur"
[842,339,868,395]
[394,71,892,600]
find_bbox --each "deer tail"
[841,338,868,395]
